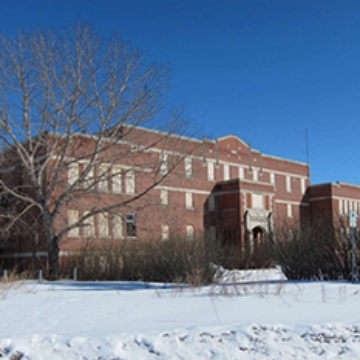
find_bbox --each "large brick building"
[0,126,359,269]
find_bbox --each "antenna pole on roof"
[305,128,310,179]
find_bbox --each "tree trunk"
[48,239,59,280]
[43,210,59,280]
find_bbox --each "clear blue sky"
[1,0,360,185]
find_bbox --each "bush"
[275,222,358,280]
[60,234,221,285]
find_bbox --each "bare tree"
[0,24,193,279]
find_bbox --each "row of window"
[67,209,195,241]
[161,224,194,241]
[339,199,360,216]
[161,153,306,194]
[68,163,135,195]
[209,161,306,194]
[67,210,136,238]
[160,189,216,211]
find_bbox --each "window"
[186,225,194,241]
[344,200,349,215]
[185,192,193,209]
[223,164,230,180]
[84,211,95,237]
[160,189,169,206]
[161,224,169,240]
[270,173,275,185]
[207,161,215,181]
[253,169,258,181]
[113,213,123,238]
[83,166,94,190]
[339,199,344,215]
[68,163,79,186]
[112,166,122,193]
[98,164,109,192]
[286,176,292,192]
[125,170,135,195]
[252,193,264,209]
[98,213,109,238]
[68,210,79,237]
[238,167,244,180]
[287,204,293,218]
[301,178,306,194]
[160,153,168,175]
[185,157,192,178]
[126,213,137,237]
[208,194,215,211]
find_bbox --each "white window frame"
[270,172,275,185]
[98,212,109,238]
[161,224,169,241]
[286,175,292,193]
[287,203,293,218]
[125,170,135,195]
[84,211,95,238]
[68,209,80,237]
[339,199,344,215]
[113,213,123,239]
[125,213,137,238]
[238,167,244,180]
[207,161,215,181]
[98,164,109,193]
[160,153,168,175]
[68,163,79,187]
[301,178,306,194]
[185,157,192,178]
[223,164,230,181]
[112,166,122,194]
[83,165,94,190]
[160,189,169,206]
[253,168,258,182]
[185,192,193,210]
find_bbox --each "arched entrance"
[252,226,265,251]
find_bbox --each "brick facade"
[1,126,359,270]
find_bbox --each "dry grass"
[0,270,35,300]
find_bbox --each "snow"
[1,268,360,359]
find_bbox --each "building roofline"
[308,181,360,190]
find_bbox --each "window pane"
[125,170,135,195]
[98,164,109,192]
[112,166,122,193]
[126,213,137,237]
[185,192,193,209]
[113,214,123,238]
[68,210,79,237]
[160,189,169,205]
[208,161,214,181]
[98,213,109,238]
[84,211,95,237]
[161,224,169,240]
[185,157,192,178]
[68,163,79,186]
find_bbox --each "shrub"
[275,221,358,280]
[60,234,221,285]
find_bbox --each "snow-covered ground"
[1,267,360,359]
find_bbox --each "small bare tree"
[0,24,192,279]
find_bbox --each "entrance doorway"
[252,226,265,249]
